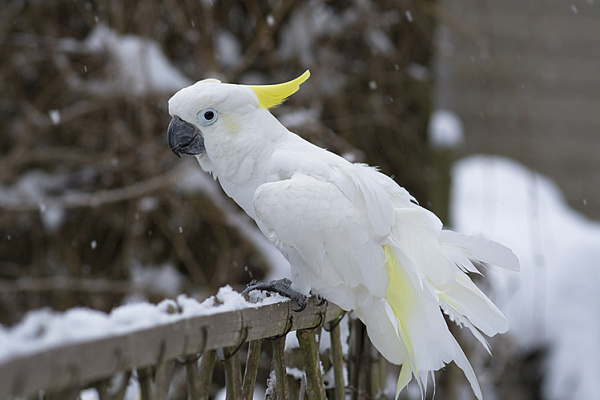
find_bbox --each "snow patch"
[215,31,241,68]
[0,285,288,363]
[48,109,61,125]
[429,110,464,149]
[406,63,429,81]
[451,155,600,400]
[129,263,184,297]
[278,108,320,129]
[0,170,71,231]
[81,25,191,96]
[366,29,395,56]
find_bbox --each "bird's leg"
[242,278,308,312]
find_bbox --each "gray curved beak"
[167,116,205,158]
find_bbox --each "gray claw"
[242,278,308,312]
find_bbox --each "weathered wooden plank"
[0,297,343,399]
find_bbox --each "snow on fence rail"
[0,287,348,399]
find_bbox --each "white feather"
[441,230,520,271]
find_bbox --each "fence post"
[223,346,243,399]
[269,336,289,399]
[369,345,386,399]
[327,318,346,400]
[242,340,263,400]
[297,329,326,400]
[154,361,170,400]
[197,350,217,400]
[94,378,110,400]
[137,366,154,400]
[47,387,80,400]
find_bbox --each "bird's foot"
[314,293,327,307]
[242,278,308,312]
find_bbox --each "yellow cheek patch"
[220,113,242,135]
[249,70,310,110]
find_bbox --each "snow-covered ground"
[451,155,600,400]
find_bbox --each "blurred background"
[0,0,598,399]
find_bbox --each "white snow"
[41,205,65,233]
[265,369,277,397]
[0,286,287,363]
[451,155,600,400]
[80,374,139,400]
[366,29,395,56]
[407,63,429,82]
[428,109,464,149]
[286,366,305,381]
[278,108,320,130]
[48,109,61,125]
[80,25,191,96]
[0,170,68,231]
[137,196,158,212]
[215,30,241,68]
[129,263,184,297]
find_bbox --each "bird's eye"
[197,108,218,126]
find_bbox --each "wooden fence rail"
[0,295,361,400]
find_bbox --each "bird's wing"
[328,162,420,237]
[253,172,389,308]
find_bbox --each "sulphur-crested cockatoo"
[167,71,519,398]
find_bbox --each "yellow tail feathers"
[383,245,415,356]
[249,70,310,110]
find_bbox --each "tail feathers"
[439,271,509,336]
[451,335,483,400]
[396,362,413,399]
[383,245,455,370]
[393,335,483,400]
[441,300,492,354]
[380,245,459,398]
[394,356,437,400]
[375,233,515,399]
[440,230,520,272]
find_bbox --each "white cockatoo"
[167,71,519,398]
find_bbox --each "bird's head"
[167,70,310,159]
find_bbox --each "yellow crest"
[249,70,310,110]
